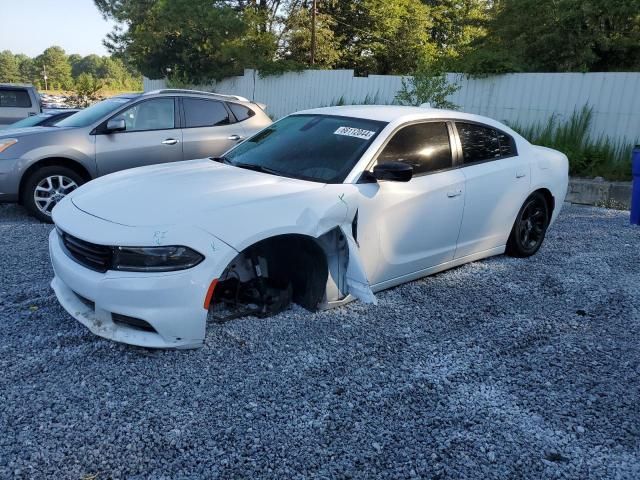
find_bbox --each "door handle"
[447,189,463,198]
[162,138,179,145]
[228,134,245,141]
[516,171,527,178]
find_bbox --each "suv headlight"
[112,246,204,272]
[0,138,18,154]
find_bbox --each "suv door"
[453,122,530,258]
[356,121,466,285]
[180,97,247,159]
[0,87,39,126]
[94,97,182,176]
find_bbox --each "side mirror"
[371,161,413,182]
[106,118,126,133]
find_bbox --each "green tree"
[68,54,83,78]
[37,46,73,89]
[72,72,104,107]
[74,54,104,78]
[281,6,341,67]
[321,0,439,75]
[95,0,278,83]
[461,0,640,73]
[395,61,460,109]
[425,0,491,64]
[14,54,38,84]
[0,50,20,83]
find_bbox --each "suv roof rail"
[145,89,250,103]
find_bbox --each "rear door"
[0,87,38,125]
[180,97,248,160]
[453,122,530,258]
[95,97,183,176]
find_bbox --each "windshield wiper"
[233,162,284,176]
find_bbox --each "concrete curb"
[567,177,632,209]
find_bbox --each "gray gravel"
[1,202,639,479]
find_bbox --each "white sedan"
[49,105,568,348]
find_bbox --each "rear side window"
[227,102,255,122]
[377,122,453,175]
[183,98,229,128]
[0,89,32,108]
[456,122,501,163]
[497,130,517,157]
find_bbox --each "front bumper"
[49,226,235,349]
[0,157,21,202]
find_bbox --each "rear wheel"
[22,166,85,223]
[506,191,550,258]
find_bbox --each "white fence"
[144,70,640,143]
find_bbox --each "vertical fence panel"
[144,71,640,143]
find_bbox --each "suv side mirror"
[106,118,126,133]
[371,161,413,182]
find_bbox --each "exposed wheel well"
[19,158,92,204]
[213,234,329,315]
[534,188,555,217]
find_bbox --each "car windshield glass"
[225,114,387,183]
[56,97,133,128]
[7,115,48,129]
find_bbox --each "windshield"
[56,97,134,128]
[7,115,48,129]
[225,114,387,183]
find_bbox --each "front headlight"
[112,246,204,272]
[0,138,18,154]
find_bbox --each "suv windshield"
[225,114,387,183]
[56,97,134,128]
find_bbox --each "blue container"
[632,145,640,225]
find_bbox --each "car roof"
[295,105,520,136]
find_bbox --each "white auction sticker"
[334,126,376,140]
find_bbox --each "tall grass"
[327,91,387,107]
[508,105,635,181]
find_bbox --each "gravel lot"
[1,203,639,479]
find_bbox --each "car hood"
[0,126,62,138]
[70,159,326,227]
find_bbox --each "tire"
[506,191,550,258]
[22,166,85,223]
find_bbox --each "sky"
[0,0,117,57]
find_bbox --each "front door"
[356,121,466,285]
[95,97,183,176]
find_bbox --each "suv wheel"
[22,166,85,223]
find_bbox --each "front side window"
[225,114,387,183]
[112,98,175,132]
[377,122,453,175]
[184,98,229,128]
[0,89,32,108]
[57,97,133,128]
[456,122,501,164]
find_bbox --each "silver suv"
[0,89,272,221]
[0,84,42,126]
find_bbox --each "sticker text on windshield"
[334,126,376,140]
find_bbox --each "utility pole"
[311,0,317,66]
[42,64,48,91]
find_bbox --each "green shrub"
[508,105,636,181]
